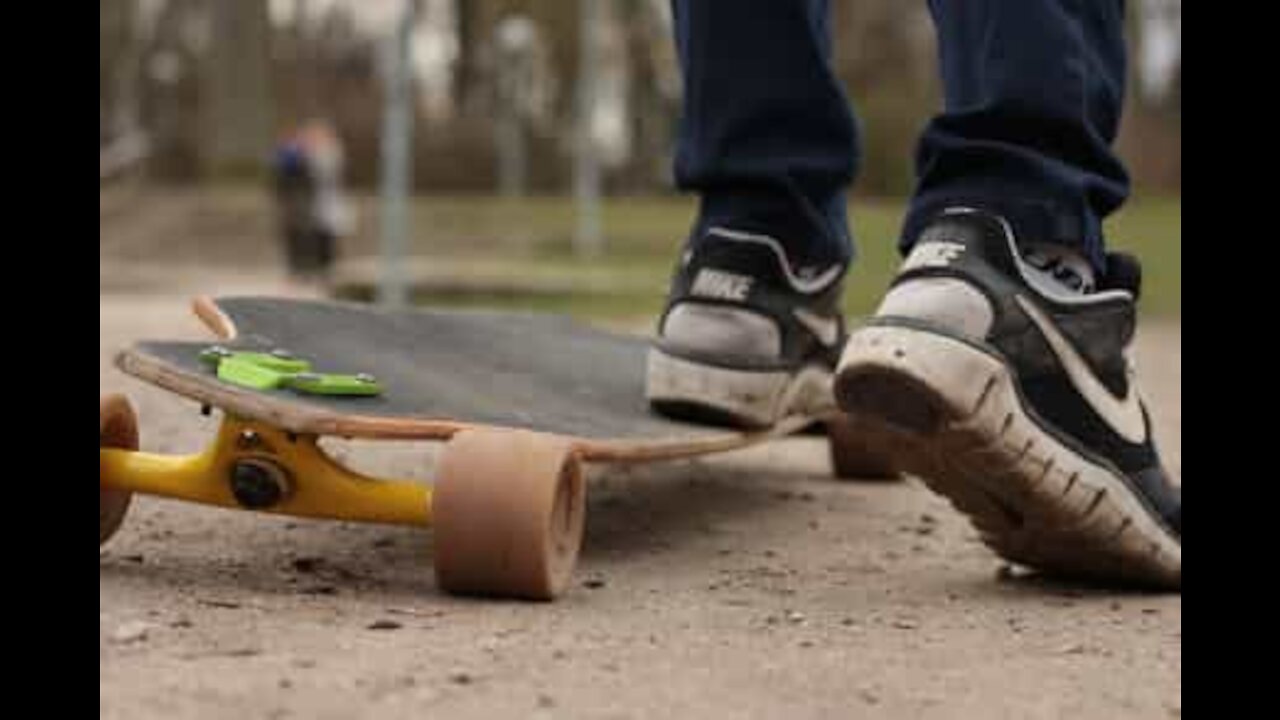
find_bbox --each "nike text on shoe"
[646,226,847,429]
[835,208,1180,589]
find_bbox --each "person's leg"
[836,0,1181,588]
[904,0,1128,271]
[672,0,858,270]
[646,0,864,429]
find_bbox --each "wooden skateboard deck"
[115,296,821,462]
[103,296,895,600]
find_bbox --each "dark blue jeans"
[672,0,1129,272]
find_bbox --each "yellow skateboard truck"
[100,394,584,602]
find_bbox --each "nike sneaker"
[646,225,848,429]
[835,208,1181,589]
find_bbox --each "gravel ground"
[100,281,1181,720]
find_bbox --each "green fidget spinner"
[199,346,383,397]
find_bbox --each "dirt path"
[100,291,1181,720]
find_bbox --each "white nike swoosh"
[793,308,841,347]
[1015,295,1147,444]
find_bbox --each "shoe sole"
[835,324,1181,589]
[646,348,835,429]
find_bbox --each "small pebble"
[110,621,154,644]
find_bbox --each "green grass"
[1100,197,1181,317]
[344,194,1180,320]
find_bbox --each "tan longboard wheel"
[432,429,585,600]
[100,394,138,545]
[826,414,899,482]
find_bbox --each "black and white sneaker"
[646,226,848,428]
[835,208,1181,589]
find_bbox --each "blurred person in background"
[272,119,354,283]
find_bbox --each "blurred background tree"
[99,0,1180,196]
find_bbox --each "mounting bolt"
[236,430,265,451]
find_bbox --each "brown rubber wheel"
[826,414,900,482]
[100,394,138,545]
[432,429,586,600]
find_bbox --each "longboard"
[100,296,894,600]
